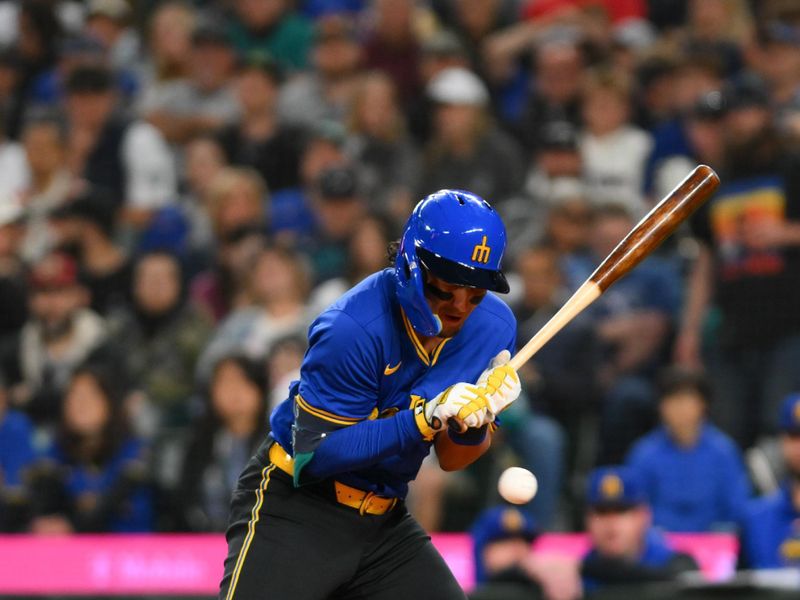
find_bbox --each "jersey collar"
[400,308,450,367]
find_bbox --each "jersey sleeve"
[297,309,381,422]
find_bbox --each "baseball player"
[219,190,522,599]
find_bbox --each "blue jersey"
[626,423,750,532]
[0,409,37,488]
[270,269,517,498]
[740,482,800,568]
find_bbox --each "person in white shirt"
[580,69,653,216]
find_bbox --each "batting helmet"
[395,190,509,337]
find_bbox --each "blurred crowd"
[1,0,800,594]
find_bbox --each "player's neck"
[417,332,446,355]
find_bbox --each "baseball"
[498,467,538,504]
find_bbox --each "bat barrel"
[590,165,720,292]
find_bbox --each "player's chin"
[439,315,466,337]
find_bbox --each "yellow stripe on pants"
[225,464,277,600]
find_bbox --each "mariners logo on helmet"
[395,190,509,337]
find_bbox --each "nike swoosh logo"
[384,361,402,376]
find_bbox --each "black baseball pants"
[219,443,466,600]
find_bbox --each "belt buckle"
[358,491,377,516]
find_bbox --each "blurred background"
[1,0,800,598]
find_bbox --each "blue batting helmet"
[395,189,509,337]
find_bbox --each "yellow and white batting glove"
[464,350,521,421]
[413,384,489,440]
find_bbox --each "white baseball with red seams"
[498,467,538,504]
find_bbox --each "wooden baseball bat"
[508,164,720,371]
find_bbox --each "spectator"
[580,69,653,214]
[739,393,800,568]
[177,355,268,531]
[63,65,176,222]
[470,505,581,600]
[0,106,30,202]
[143,22,239,146]
[217,54,304,193]
[181,134,228,259]
[542,195,594,258]
[305,164,368,284]
[5,253,107,426]
[501,119,584,260]
[228,0,313,72]
[420,67,524,203]
[679,0,751,77]
[49,189,131,316]
[107,251,212,437]
[19,114,73,263]
[626,367,750,532]
[136,2,195,118]
[676,76,800,447]
[361,0,421,103]
[520,37,585,154]
[0,50,23,140]
[754,20,800,134]
[29,364,153,533]
[0,201,28,338]
[277,14,363,128]
[308,212,398,315]
[197,245,310,382]
[581,466,698,593]
[84,0,140,73]
[266,334,306,412]
[566,204,680,463]
[0,373,38,532]
[512,244,598,461]
[345,72,420,220]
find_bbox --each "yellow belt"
[268,442,398,516]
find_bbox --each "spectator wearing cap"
[63,65,176,222]
[739,393,800,568]
[0,372,38,532]
[345,71,420,221]
[142,22,239,146]
[579,69,653,215]
[406,29,470,144]
[420,66,524,204]
[676,74,800,448]
[305,163,367,284]
[19,115,74,264]
[582,466,698,593]
[625,367,750,532]
[0,201,28,337]
[28,363,153,533]
[49,189,131,316]
[268,121,348,245]
[217,54,304,193]
[277,13,363,128]
[361,0,421,103]
[501,119,584,261]
[84,0,140,73]
[228,0,313,72]
[469,505,581,600]
[2,252,107,427]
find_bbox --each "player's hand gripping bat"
[441,164,720,434]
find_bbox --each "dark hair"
[65,65,115,95]
[22,109,69,143]
[387,240,400,266]
[59,363,130,466]
[657,366,712,404]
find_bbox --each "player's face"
[587,505,649,560]
[424,273,486,338]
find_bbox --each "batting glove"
[465,350,521,420]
